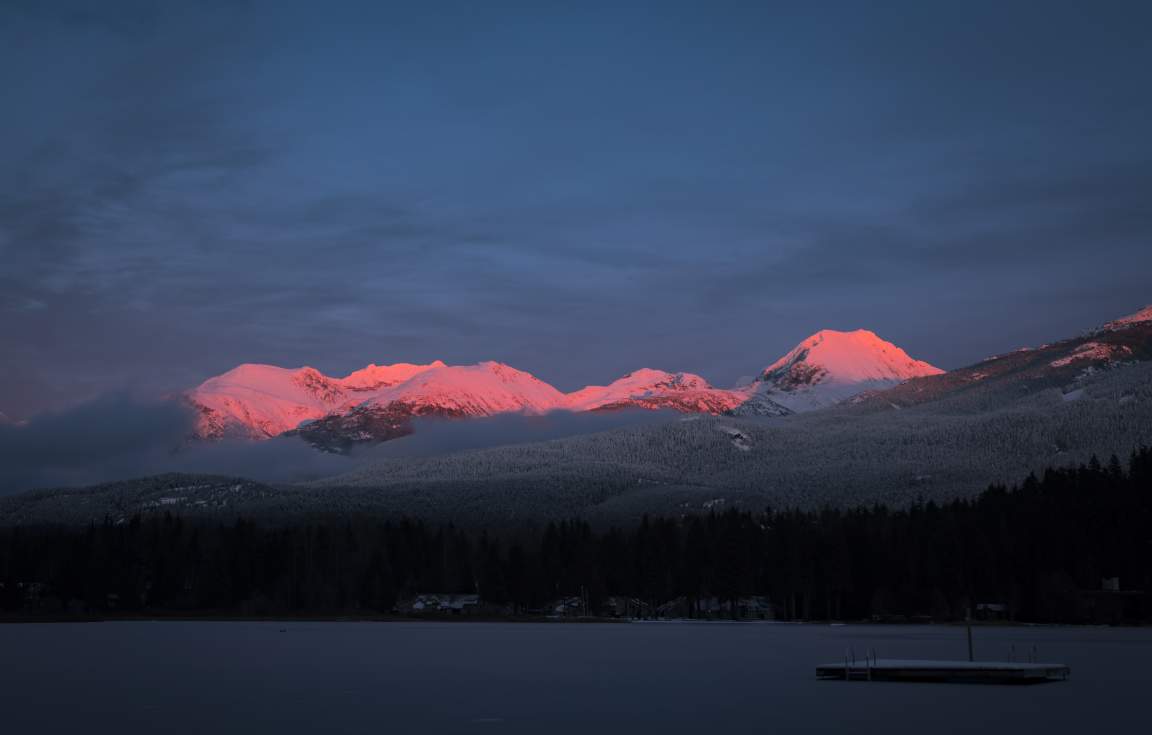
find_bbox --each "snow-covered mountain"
[187,329,943,448]
[277,361,570,452]
[564,369,747,414]
[372,361,566,415]
[189,360,563,441]
[733,329,944,415]
[191,364,359,439]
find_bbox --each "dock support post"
[966,609,974,662]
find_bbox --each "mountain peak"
[361,361,566,415]
[340,360,445,390]
[738,328,943,413]
[619,368,709,388]
[565,368,744,414]
[761,329,942,386]
[810,327,878,339]
[215,362,308,379]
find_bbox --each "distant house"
[655,597,686,618]
[975,602,1009,621]
[550,596,586,617]
[658,596,776,620]
[602,596,653,619]
[395,593,481,615]
[718,596,775,620]
[7,581,47,605]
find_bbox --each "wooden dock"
[816,658,1071,684]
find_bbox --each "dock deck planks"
[816,659,1071,684]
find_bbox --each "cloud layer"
[0,395,348,494]
[0,393,678,495]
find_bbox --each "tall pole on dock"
[966,608,974,662]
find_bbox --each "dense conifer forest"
[2,449,1150,624]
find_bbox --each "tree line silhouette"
[2,448,1149,623]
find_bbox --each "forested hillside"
[3,450,1150,624]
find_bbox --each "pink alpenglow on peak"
[189,364,350,439]
[564,368,746,414]
[188,360,567,439]
[340,361,446,391]
[761,329,943,385]
[360,361,567,416]
[738,329,944,414]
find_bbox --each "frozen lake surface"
[2,621,1147,734]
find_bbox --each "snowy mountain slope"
[733,329,944,414]
[0,474,283,525]
[1102,304,1152,331]
[564,369,748,414]
[850,310,1152,413]
[285,362,570,452]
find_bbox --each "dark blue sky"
[2,0,1150,418]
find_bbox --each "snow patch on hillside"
[1050,342,1131,368]
[1061,388,1085,402]
[1103,305,1152,331]
[716,425,753,451]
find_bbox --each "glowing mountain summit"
[188,360,560,440]
[564,369,746,413]
[735,329,944,414]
